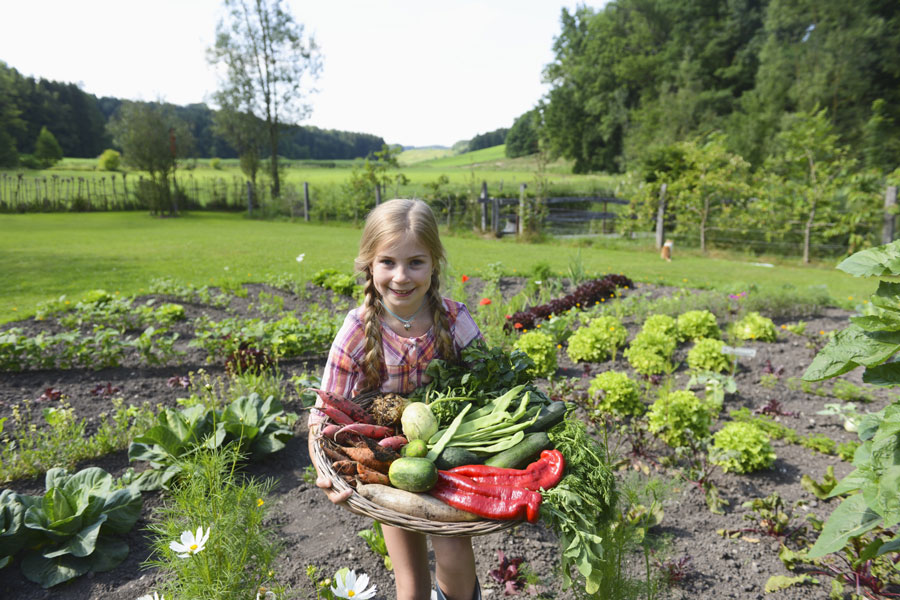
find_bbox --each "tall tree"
[34,126,63,167]
[209,0,322,198]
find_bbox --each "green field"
[0,211,868,324]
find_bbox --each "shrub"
[687,338,731,373]
[513,331,557,378]
[731,311,778,342]
[34,126,63,168]
[623,331,676,376]
[647,389,712,447]
[18,154,42,170]
[587,371,644,416]
[641,314,677,337]
[98,149,121,171]
[676,310,720,342]
[566,316,627,363]
[505,274,633,331]
[210,157,222,170]
[709,421,776,473]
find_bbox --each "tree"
[505,109,540,158]
[344,145,408,223]
[34,126,63,168]
[0,62,23,167]
[209,0,322,198]
[212,100,266,193]
[108,101,193,215]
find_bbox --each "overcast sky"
[0,1,607,148]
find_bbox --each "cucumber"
[483,432,552,469]
[388,457,438,492]
[524,401,568,434]
[434,446,483,470]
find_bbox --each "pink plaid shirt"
[310,298,482,426]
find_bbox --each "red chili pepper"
[310,389,375,424]
[448,449,565,492]
[429,471,542,523]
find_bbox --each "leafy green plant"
[708,422,776,473]
[513,331,558,378]
[686,338,731,373]
[816,402,862,433]
[358,520,391,571]
[731,311,777,342]
[624,331,676,376]
[587,371,644,417]
[676,310,720,342]
[641,314,677,338]
[647,390,713,448]
[566,316,627,363]
[1,467,142,588]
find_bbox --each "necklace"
[379,299,426,331]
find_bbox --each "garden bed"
[0,278,894,600]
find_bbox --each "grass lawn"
[0,211,869,324]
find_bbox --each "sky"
[0,1,607,148]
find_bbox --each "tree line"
[0,61,385,167]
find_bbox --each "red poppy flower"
[479,298,491,305]
[505,314,512,320]
[514,322,523,329]
[461,275,469,283]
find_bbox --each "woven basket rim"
[310,421,521,537]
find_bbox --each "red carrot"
[319,406,355,426]
[310,389,375,424]
[379,435,408,451]
[319,424,340,440]
[334,423,394,444]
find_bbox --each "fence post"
[518,183,527,235]
[304,182,310,221]
[375,183,381,206]
[480,181,488,231]
[247,181,253,216]
[655,183,667,248]
[492,197,500,236]
[883,186,898,244]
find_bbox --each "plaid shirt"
[310,298,482,426]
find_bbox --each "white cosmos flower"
[296,253,305,263]
[169,525,210,558]
[136,593,163,600]
[331,569,377,599]
[256,590,276,600]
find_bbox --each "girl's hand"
[308,429,353,504]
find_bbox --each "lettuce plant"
[676,310,721,342]
[647,390,712,447]
[708,422,776,473]
[1,467,142,588]
[641,314,677,337]
[513,331,558,378]
[624,331,676,376]
[731,311,777,342]
[686,338,731,373]
[566,316,627,363]
[587,371,644,417]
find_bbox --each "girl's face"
[371,231,434,317]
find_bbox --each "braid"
[361,269,386,392]
[428,271,456,363]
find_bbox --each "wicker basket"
[310,417,521,537]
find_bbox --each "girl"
[307,199,484,600]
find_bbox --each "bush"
[687,338,731,373]
[731,311,777,342]
[566,316,627,363]
[34,126,63,168]
[513,331,558,378]
[676,310,721,342]
[709,421,776,473]
[623,331,676,376]
[18,154,42,170]
[647,389,712,447]
[587,371,644,417]
[98,149,121,171]
[210,157,222,170]
[641,314,677,337]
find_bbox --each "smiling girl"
[307,199,484,600]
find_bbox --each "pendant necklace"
[379,299,426,331]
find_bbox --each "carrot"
[341,446,394,474]
[319,406,355,426]
[310,389,375,424]
[331,460,357,475]
[322,443,348,464]
[319,424,340,440]
[379,435,408,451]
[360,435,401,462]
[355,482,482,522]
[335,423,393,441]
[356,463,391,485]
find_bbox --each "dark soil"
[1,279,892,600]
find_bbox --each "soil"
[1,278,894,600]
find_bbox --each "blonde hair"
[355,199,456,391]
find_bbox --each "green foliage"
[565,316,627,363]
[709,422,776,473]
[513,331,558,378]
[33,127,63,168]
[1,467,141,588]
[587,371,644,417]
[731,311,777,342]
[144,445,281,600]
[676,310,720,342]
[358,520,392,571]
[624,331,676,376]
[686,338,731,373]
[640,314,676,338]
[647,390,712,448]
[97,149,120,171]
[209,157,222,170]
[310,268,358,297]
[505,109,540,158]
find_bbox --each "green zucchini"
[483,432,552,469]
[524,401,568,434]
[434,446,483,470]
